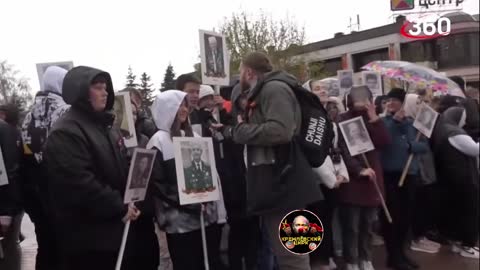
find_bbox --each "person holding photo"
[45,66,145,270]
[21,65,70,270]
[147,90,224,270]
[337,86,391,270]
[403,94,443,255]
[308,93,349,270]
[381,88,429,270]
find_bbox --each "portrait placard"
[114,92,138,148]
[362,71,382,97]
[339,116,375,156]
[36,61,74,91]
[338,70,354,97]
[413,102,439,138]
[173,137,220,205]
[124,148,157,204]
[199,30,230,86]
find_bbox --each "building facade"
[294,12,479,90]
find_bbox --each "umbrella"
[362,60,465,97]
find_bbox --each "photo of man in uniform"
[204,35,226,78]
[183,142,215,194]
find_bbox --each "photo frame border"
[361,71,383,97]
[114,92,138,148]
[338,116,375,156]
[172,136,220,205]
[337,69,354,97]
[413,102,439,138]
[124,148,157,204]
[199,29,230,86]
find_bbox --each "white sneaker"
[459,246,480,259]
[419,237,442,249]
[359,261,375,270]
[411,239,440,254]
[345,263,360,270]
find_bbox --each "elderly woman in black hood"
[431,106,479,259]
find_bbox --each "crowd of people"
[0,51,478,270]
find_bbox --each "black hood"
[442,106,465,126]
[62,66,115,112]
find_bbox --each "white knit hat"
[199,85,215,100]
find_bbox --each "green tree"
[139,72,155,106]
[220,11,307,77]
[0,60,33,113]
[160,64,176,92]
[125,65,139,88]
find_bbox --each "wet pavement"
[11,215,480,270]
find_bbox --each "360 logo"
[400,17,451,39]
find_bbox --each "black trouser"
[0,213,23,270]
[227,217,259,270]
[60,250,117,270]
[166,224,225,270]
[381,173,416,263]
[411,183,440,239]
[308,187,336,266]
[23,188,59,270]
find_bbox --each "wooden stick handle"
[361,153,393,224]
[398,132,422,187]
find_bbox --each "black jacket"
[0,120,22,216]
[136,111,157,139]
[45,66,129,252]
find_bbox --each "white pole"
[200,204,210,270]
[115,220,131,270]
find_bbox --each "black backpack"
[249,77,334,168]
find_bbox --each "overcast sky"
[1,0,478,92]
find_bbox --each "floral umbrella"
[362,60,464,97]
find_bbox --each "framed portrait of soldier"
[36,61,74,91]
[413,103,439,138]
[114,92,138,148]
[338,70,354,97]
[173,137,220,205]
[124,148,157,203]
[0,146,8,186]
[338,116,375,156]
[199,29,230,86]
[362,71,382,97]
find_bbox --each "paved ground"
[13,215,480,270]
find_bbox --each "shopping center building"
[293,12,479,90]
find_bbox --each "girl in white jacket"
[306,87,350,270]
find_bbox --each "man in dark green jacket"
[233,52,323,270]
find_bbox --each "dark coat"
[431,107,479,245]
[0,120,23,216]
[232,71,323,215]
[337,110,391,207]
[136,111,157,139]
[45,66,129,252]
